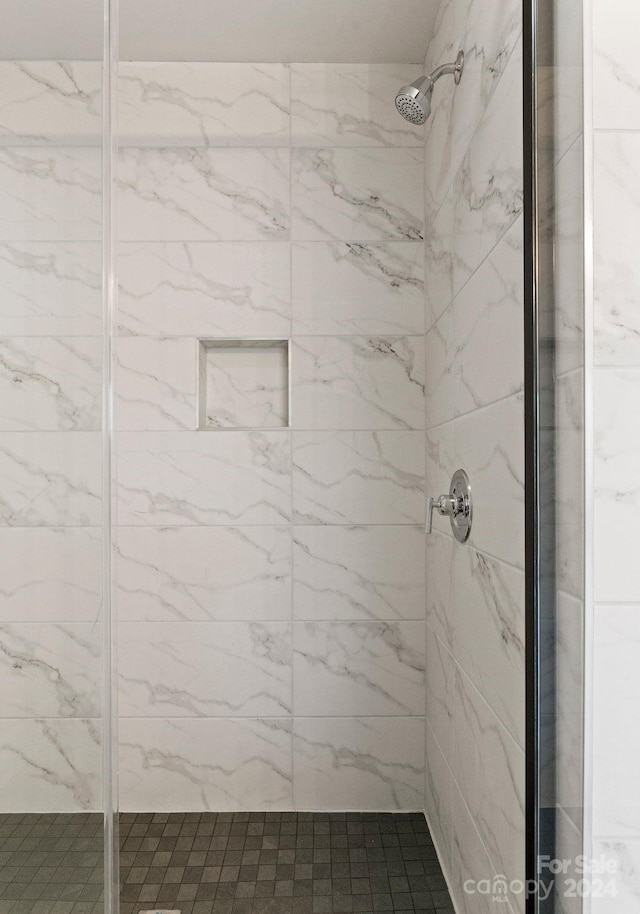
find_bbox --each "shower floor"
[0,813,104,914]
[119,811,453,914]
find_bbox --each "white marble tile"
[554,808,583,914]
[118,621,292,718]
[0,718,101,812]
[293,717,424,811]
[454,394,525,569]
[0,623,100,718]
[425,306,454,428]
[0,147,101,241]
[0,432,102,526]
[201,340,288,429]
[555,704,584,829]
[291,64,424,147]
[425,420,454,505]
[119,717,292,812]
[291,148,424,241]
[424,0,455,77]
[594,0,640,130]
[538,231,584,377]
[555,592,584,721]
[0,527,102,623]
[591,838,640,914]
[432,0,522,221]
[0,337,101,432]
[293,621,425,716]
[118,148,290,241]
[118,63,290,146]
[292,431,424,525]
[594,369,640,602]
[453,548,525,748]
[540,140,583,250]
[425,722,453,882]
[426,630,454,757]
[116,336,197,431]
[453,0,522,159]
[454,215,524,415]
[554,372,584,593]
[291,242,424,336]
[537,64,583,163]
[423,5,456,219]
[594,132,640,366]
[292,336,425,430]
[0,242,102,336]
[117,430,290,526]
[450,781,502,914]
[426,530,455,647]
[292,525,425,622]
[593,604,640,837]
[452,38,523,295]
[424,189,454,330]
[117,526,291,622]
[452,666,526,896]
[0,62,102,145]
[117,242,290,338]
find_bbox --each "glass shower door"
[529,0,586,910]
[0,2,114,911]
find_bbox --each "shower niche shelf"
[198,339,290,430]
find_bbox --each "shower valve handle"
[426,470,473,542]
[426,495,457,534]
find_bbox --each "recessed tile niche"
[199,339,290,429]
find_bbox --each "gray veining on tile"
[119,717,292,811]
[292,241,424,336]
[292,148,424,241]
[293,525,425,622]
[292,431,424,525]
[0,62,102,145]
[0,147,102,241]
[119,622,292,718]
[117,242,290,338]
[0,623,100,718]
[293,717,424,811]
[291,64,424,147]
[0,337,101,431]
[293,336,425,430]
[117,431,291,526]
[0,527,102,623]
[118,63,290,146]
[293,621,425,716]
[0,433,102,527]
[0,719,101,812]
[118,147,290,241]
[117,526,291,622]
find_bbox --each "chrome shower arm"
[429,50,465,87]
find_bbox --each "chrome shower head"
[395,50,465,125]
[395,77,434,125]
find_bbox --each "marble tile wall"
[421,3,526,913]
[0,59,430,814]
[112,60,428,813]
[591,1,640,908]
[0,63,104,813]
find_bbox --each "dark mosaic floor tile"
[0,812,454,914]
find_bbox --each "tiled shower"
[0,0,551,913]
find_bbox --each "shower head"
[395,50,465,125]
[395,76,434,125]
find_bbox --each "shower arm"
[429,62,457,83]
[428,51,466,88]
